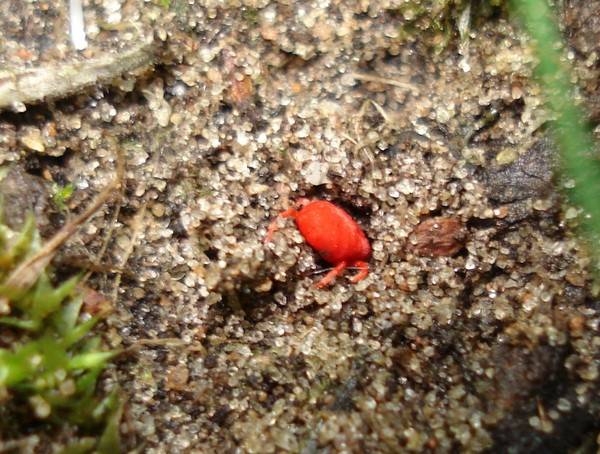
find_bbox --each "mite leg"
[315,261,347,289]
[264,207,298,243]
[296,198,311,208]
[349,260,369,283]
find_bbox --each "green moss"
[0,215,121,451]
[394,0,507,52]
[52,183,75,212]
[242,7,259,26]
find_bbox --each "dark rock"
[562,1,600,123]
[484,343,600,453]
[483,139,556,204]
[0,165,49,231]
[485,344,565,412]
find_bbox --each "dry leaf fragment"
[410,217,466,257]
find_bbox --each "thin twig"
[110,202,147,303]
[60,257,133,278]
[122,337,193,355]
[351,72,417,91]
[341,133,358,146]
[369,100,392,125]
[82,171,125,284]
[5,154,124,291]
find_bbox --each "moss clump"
[52,182,75,213]
[0,214,121,452]
[394,0,507,52]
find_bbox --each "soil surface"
[1,1,599,452]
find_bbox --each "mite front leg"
[264,207,298,243]
[315,261,347,288]
[349,260,369,283]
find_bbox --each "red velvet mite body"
[265,199,371,288]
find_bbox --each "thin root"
[110,203,147,303]
[5,151,124,291]
[351,72,417,91]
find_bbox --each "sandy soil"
[0,1,599,452]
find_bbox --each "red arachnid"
[265,198,371,288]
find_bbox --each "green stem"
[512,0,600,267]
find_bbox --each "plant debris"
[409,216,466,257]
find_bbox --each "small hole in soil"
[205,247,219,261]
[300,186,374,221]
[24,148,74,179]
[467,217,496,230]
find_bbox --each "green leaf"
[0,283,28,303]
[0,343,39,387]
[62,316,98,348]
[92,389,119,420]
[52,294,84,336]
[52,183,75,212]
[37,336,70,379]
[58,438,96,454]
[7,214,37,262]
[30,274,79,323]
[96,391,124,454]
[0,223,9,239]
[0,316,38,330]
[68,351,116,371]
[75,367,102,398]
[0,350,16,386]
[81,336,102,353]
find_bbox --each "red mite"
[265,198,371,288]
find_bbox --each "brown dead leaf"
[410,217,466,257]
[81,286,113,315]
[165,364,190,391]
[228,76,254,106]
